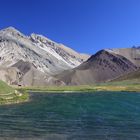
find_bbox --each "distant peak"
[0,26,25,37]
[2,26,19,32]
[132,45,140,49]
[87,49,109,62]
[5,26,16,30]
[93,49,108,56]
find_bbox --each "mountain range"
[56,50,138,85]
[0,27,139,86]
[0,27,89,86]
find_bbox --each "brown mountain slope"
[12,60,65,86]
[112,69,140,82]
[56,50,138,85]
[0,60,65,87]
[106,47,140,67]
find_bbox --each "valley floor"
[16,80,140,93]
[0,80,137,105]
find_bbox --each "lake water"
[0,92,140,140]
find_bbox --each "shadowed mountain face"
[10,60,65,86]
[12,60,33,74]
[57,50,138,85]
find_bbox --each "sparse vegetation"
[0,80,29,105]
[17,80,140,93]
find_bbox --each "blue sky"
[0,0,140,54]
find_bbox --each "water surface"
[0,92,140,140]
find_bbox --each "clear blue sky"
[0,0,140,54]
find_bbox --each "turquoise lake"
[0,92,140,140]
